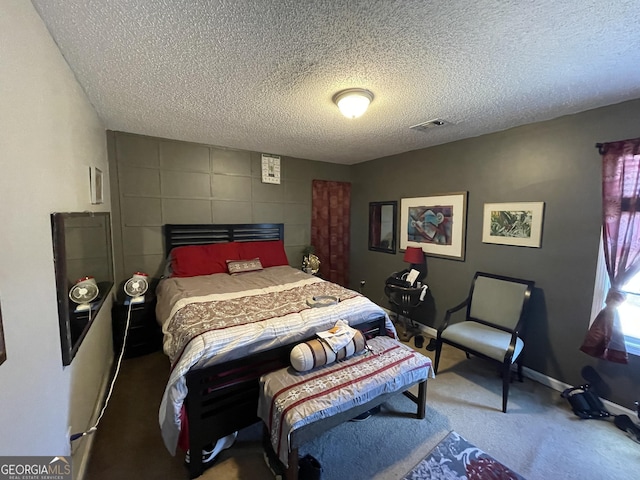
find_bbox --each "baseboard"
[417,324,437,338]
[74,355,115,480]
[522,366,637,418]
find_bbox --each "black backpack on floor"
[561,384,610,419]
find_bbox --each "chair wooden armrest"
[438,298,469,333]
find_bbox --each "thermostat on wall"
[261,154,281,184]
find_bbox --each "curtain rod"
[595,143,605,155]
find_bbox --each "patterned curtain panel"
[311,180,351,287]
[580,138,640,364]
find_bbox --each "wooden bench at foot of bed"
[184,317,389,478]
[258,336,433,480]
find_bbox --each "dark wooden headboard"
[164,223,284,253]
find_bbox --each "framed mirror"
[51,212,114,365]
[368,201,397,254]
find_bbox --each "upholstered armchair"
[433,272,535,413]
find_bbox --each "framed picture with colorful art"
[400,192,468,261]
[482,202,545,247]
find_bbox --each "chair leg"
[517,359,524,382]
[502,362,510,413]
[433,340,442,374]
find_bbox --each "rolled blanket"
[290,328,367,372]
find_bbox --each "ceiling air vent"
[410,119,450,132]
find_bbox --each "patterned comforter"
[156,266,395,454]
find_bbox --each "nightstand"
[384,283,426,342]
[112,294,162,358]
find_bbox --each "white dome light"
[333,88,374,119]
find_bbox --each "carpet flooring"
[84,337,640,480]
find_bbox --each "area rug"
[402,431,525,480]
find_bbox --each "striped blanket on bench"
[258,336,433,466]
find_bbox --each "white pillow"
[226,257,263,275]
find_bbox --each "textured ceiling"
[32,0,640,165]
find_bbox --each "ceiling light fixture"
[333,88,374,119]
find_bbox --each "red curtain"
[311,180,351,286]
[580,138,640,364]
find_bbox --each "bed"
[155,223,395,478]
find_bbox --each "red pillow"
[238,240,289,268]
[171,242,241,277]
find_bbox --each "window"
[591,227,640,357]
[583,139,640,363]
[616,183,640,354]
[591,244,640,356]
[618,273,640,355]
[593,260,640,356]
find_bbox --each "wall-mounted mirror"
[51,212,114,365]
[368,201,397,254]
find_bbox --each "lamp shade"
[403,246,424,264]
[333,88,374,119]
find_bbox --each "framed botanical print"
[482,202,545,248]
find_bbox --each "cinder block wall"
[107,131,351,285]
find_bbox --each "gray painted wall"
[351,99,640,410]
[107,131,351,285]
[107,99,640,410]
